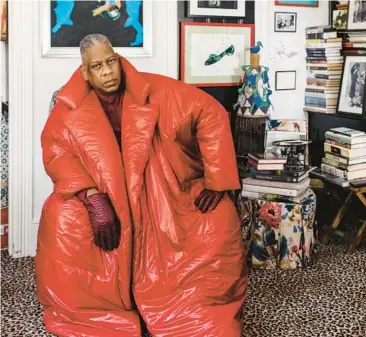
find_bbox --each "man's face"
[81,42,122,94]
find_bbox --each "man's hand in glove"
[77,189,121,251]
[194,189,225,213]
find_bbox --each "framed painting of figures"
[41,0,152,58]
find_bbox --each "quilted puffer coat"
[35,56,247,337]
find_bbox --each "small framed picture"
[275,71,296,90]
[187,0,246,18]
[337,55,366,119]
[274,12,297,32]
[332,9,348,30]
[275,0,318,7]
[347,0,366,30]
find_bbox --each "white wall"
[261,0,329,120]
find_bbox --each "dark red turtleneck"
[95,90,124,150]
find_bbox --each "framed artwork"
[187,0,246,18]
[275,0,318,7]
[332,9,348,30]
[180,22,254,87]
[0,0,7,42]
[274,12,297,32]
[337,55,366,119]
[275,71,296,90]
[41,0,152,58]
[347,0,366,30]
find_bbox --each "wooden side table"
[322,182,366,253]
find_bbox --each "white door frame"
[8,0,34,257]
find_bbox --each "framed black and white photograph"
[275,71,296,90]
[332,9,348,29]
[337,55,366,118]
[347,0,366,30]
[187,0,246,18]
[274,12,297,32]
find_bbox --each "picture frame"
[275,71,296,90]
[275,0,318,8]
[180,22,254,87]
[40,0,152,58]
[187,0,246,18]
[347,0,366,30]
[332,9,348,30]
[274,12,297,32]
[337,55,366,119]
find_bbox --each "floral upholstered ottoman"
[237,189,316,269]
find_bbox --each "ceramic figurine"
[234,41,273,117]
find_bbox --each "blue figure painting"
[51,0,144,48]
[51,1,75,34]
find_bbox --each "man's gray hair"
[79,34,112,59]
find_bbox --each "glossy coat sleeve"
[194,92,241,191]
[41,101,96,199]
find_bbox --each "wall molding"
[255,0,271,67]
[8,1,34,257]
[165,0,178,79]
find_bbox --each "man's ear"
[81,65,88,81]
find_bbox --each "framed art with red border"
[1,0,7,42]
[180,22,254,87]
[275,0,318,8]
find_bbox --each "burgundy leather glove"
[194,189,225,213]
[83,193,121,251]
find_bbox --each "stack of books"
[304,25,343,114]
[242,153,312,202]
[320,127,366,182]
[341,30,366,56]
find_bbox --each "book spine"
[324,152,349,165]
[252,174,303,183]
[243,178,308,189]
[325,131,352,145]
[325,139,351,149]
[330,129,363,138]
[321,157,348,170]
[242,184,299,197]
[324,143,351,158]
[314,74,341,79]
[306,33,337,39]
[321,163,347,179]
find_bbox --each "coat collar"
[56,56,151,109]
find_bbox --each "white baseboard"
[30,219,39,257]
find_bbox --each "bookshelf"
[308,111,366,167]
[306,1,366,166]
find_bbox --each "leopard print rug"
[1,242,366,336]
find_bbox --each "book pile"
[341,30,366,56]
[242,153,312,202]
[320,127,366,183]
[304,25,343,114]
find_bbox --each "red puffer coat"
[35,56,247,337]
